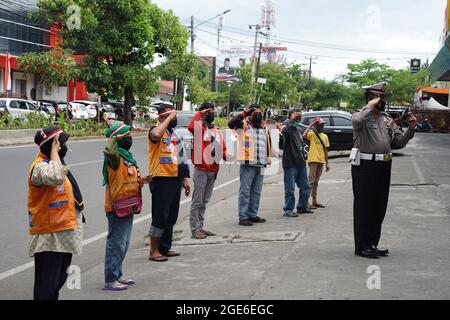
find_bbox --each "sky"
[151,0,446,80]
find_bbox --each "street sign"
[257,77,267,84]
[411,59,421,73]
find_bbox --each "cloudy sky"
[152,0,446,80]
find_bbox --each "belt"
[360,152,393,162]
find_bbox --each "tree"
[32,0,188,124]
[18,47,81,108]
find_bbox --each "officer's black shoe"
[355,247,379,259]
[374,246,389,257]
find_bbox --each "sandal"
[164,251,181,257]
[103,281,128,291]
[192,231,207,239]
[149,255,168,262]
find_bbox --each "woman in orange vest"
[28,126,84,300]
[102,122,147,291]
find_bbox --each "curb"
[0,131,149,147]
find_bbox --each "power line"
[197,23,437,56]
[196,28,432,62]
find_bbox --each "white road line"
[0,176,242,281]
[70,160,103,167]
[411,157,426,184]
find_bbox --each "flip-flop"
[149,255,168,262]
[164,251,181,257]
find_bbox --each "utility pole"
[190,16,195,53]
[306,56,318,84]
[249,24,261,86]
[217,17,223,47]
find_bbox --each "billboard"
[216,46,253,81]
[215,45,288,81]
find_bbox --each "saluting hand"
[369,97,381,107]
[407,113,418,129]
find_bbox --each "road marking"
[0,176,242,281]
[70,160,103,168]
[411,157,426,184]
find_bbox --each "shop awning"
[430,36,450,81]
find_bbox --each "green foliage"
[32,0,188,124]
[17,47,81,90]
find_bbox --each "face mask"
[376,100,386,112]
[252,113,263,126]
[204,113,215,124]
[169,117,178,129]
[118,136,133,151]
[316,125,324,133]
[59,144,68,159]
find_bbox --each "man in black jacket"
[280,109,313,217]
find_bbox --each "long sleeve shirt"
[352,104,415,154]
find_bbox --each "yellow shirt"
[306,131,330,164]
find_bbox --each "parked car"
[0,98,49,119]
[386,106,410,128]
[68,102,90,120]
[71,100,100,119]
[299,110,353,151]
[174,111,196,159]
[100,104,116,120]
[34,100,57,115]
[56,103,74,119]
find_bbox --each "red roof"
[157,80,174,95]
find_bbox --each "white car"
[72,100,99,119]
[144,106,158,121]
[101,104,116,120]
[0,98,48,119]
[69,103,90,119]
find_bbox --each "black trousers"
[149,178,182,255]
[352,160,392,253]
[34,251,72,300]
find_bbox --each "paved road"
[0,132,449,299]
[0,134,244,277]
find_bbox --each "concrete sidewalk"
[60,150,450,300]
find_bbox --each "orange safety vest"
[27,153,77,235]
[237,121,272,163]
[105,157,140,213]
[148,130,179,178]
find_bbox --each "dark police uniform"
[351,82,415,258]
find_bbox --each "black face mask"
[59,144,68,159]
[316,125,324,133]
[169,118,178,129]
[118,136,133,151]
[204,113,215,124]
[252,113,263,126]
[376,100,386,112]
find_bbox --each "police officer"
[351,82,417,259]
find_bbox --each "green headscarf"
[102,122,139,186]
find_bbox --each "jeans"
[238,165,265,221]
[283,167,310,212]
[104,213,133,284]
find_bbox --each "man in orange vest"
[148,104,191,262]
[28,126,84,300]
[228,104,274,226]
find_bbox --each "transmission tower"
[261,0,275,45]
